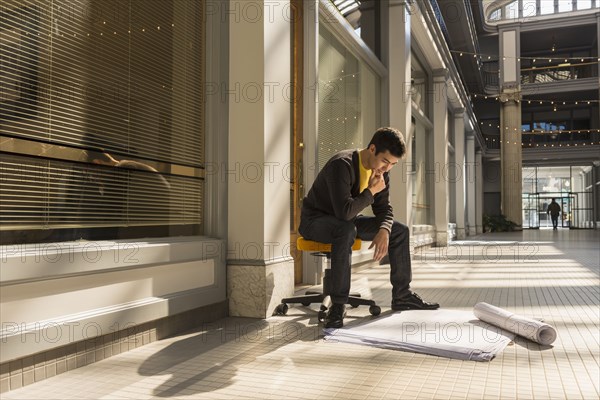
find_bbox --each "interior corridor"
[3,230,599,400]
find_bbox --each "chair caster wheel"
[273,303,288,316]
[301,301,311,307]
[318,310,327,322]
[349,303,359,308]
[369,305,381,316]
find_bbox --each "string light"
[78,30,594,147]
[483,128,600,135]
[452,50,599,62]
[482,137,598,148]
[472,94,599,106]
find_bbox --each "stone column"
[500,90,523,228]
[594,166,600,229]
[301,0,321,285]
[227,0,294,318]
[454,110,466,239]
[414,122,428,225]
[476,150,484,234]
[466,135,476,235]
[382,0,413,227]
[432,69,449,246]
[499,26,523,229]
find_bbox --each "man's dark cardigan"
[301,149,394,233]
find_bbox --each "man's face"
[368,145,399,174]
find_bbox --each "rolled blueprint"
[473,302,557,346]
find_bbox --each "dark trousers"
[551,215,559,229]
[299,214,412,304]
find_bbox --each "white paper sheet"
[324,303,558,361]
[324,309,515,362]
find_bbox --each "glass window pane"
[360,63,381,144]
[577,0,592,9]
[0,0,205,244]
[489,8,502,20]
[522,0,537,16]
[318,24,380,169]
[541,1,555,14]
[505,1,518,19]
[330,0,379,58]
[558,1,573,12]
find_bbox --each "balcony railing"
[521,62,598,84]
[484,132,599,150]
[479,60,598,89]
[481,60,499,91]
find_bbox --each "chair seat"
[296,237,361,253]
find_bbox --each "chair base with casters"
[273,237,381,322]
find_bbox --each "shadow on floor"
[137,315,326,397]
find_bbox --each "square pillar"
[454,111,466,239]
[466,135,476,236]
[382,0,412,228]
[227,0,294,318]
[432,69,449,246]
[476,150,484,234]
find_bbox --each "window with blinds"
[0,0,205,244]
[317,24,380,170]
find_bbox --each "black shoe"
[325,303,346,329]
[392,291,440,311]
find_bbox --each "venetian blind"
[0,0,204,239]
[318,25,361,169]
[317,24,381,171]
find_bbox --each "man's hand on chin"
[368,171,385,196]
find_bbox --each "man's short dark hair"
[368,127,406,158]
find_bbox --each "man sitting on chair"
[299,127,439,328]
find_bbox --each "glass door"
[538,196,572,229]
[560,195,572,228]
[523,192,540,228]
[569,191,594,229]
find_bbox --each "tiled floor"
[4,229,599,399]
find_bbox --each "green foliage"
[483,214,518,232]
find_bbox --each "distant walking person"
[547,198,561,230]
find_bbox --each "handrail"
[521,61,598,72]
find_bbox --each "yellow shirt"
[358,150,372,193]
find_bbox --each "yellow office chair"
[273,237,381,321]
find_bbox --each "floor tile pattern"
[4,229,599,399]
